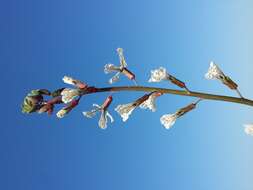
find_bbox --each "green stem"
[81,86,253,107]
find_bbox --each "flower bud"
[21,90,45,113]
[56,99,80,118]
[63,76,88,89]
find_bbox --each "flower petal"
[106,111,114,123]
[56,109,68,118]
[205,61,225,80]
[61,88,80,104]
[98,110,107,129]
[115,103,135,122]
[82,108,99,118]
[140,93,160,112]
[117,48,127,68]
[244,124,253,136]
[160,114,177,129]
[104,64,121,74]
[148,67,168,82]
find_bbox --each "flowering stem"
[81,86,253,107]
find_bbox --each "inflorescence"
[21,48,253,136]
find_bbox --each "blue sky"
[1,0,253,190]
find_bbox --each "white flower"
[61,88,80,104]
[105,48,136,84]
[160,114,177,129]
[205,62,225,80]
[56,109,68,118]
[148,67,168,82]
[140,92,162,112]
[82,98,114,129]
[244,124,253,136]
[115,103,136,122]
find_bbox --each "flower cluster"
[115,92,162,122]
[21,48,252,137]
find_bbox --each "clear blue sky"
[1,0,253,189]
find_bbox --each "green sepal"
[51,88,65,97]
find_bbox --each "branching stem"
[81,86,253,107]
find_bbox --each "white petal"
[205,61,225,80]
[93,104,102,109]
[61,88,80,103]
[160,114,177,129]
[56,109,67,118]
[109,72,121,84]
[106,111,114,123]
[140,93,157,112]
[117,48,127,68]
[104,64,120,74]
[62,76,85,87]
[82,108,99,118]
[115,103,136,122]
[244,124,253,136]
[62,76,75,85]
[148,67,168,82]
[98,111,107,129]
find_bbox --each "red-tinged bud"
[121,68,135,80]
[62,76,88,89]
[102,95,113,109]
[75,82,88,89]
[167,75,186,88]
